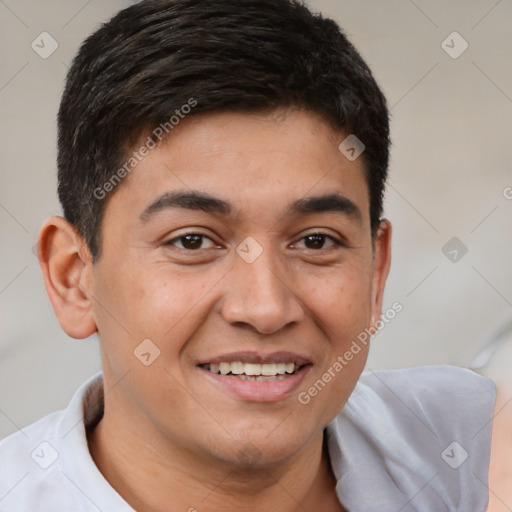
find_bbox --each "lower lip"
[198,365,312,402]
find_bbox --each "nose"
[220,249,304,335]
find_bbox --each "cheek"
[143,272,213,335]
[102,266,205,333]
[295,262,372,418]
[122,269,222,373]
[303,260,373,331]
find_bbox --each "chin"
[218,428,315,468]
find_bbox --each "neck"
[87,403,343,512]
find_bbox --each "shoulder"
[327,365,495,512]
[0,373,109,511]
[0,409,63,464]
[353,364,495,432]
[0,410,82,511]
[358,363,495,396]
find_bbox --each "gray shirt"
[0,365,495,511]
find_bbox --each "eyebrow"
[139,190,362,224]
[139,191,232,222]
[288,193,362,223]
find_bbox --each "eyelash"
[164,233,220,251]
[164,232,344,251]
[292,233,344,250]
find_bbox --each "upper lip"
[197,351,312,366]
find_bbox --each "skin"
[487,387,512,512]
[480,342,512,512]
[39,108,391,511]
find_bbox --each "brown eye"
[305,234,326,249]
[166,233,217,250]
[180,234,203,250]
[295,233,339,250]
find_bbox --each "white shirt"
[0,365,495,511]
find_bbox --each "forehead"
[107,109,370,225]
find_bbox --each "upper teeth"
[209,362,296,376]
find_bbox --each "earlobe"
[369,219,392,329]
[37,216,97,339]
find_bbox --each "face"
[87,109,391,466]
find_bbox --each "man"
[0,1,495,510]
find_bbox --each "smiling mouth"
[199,362,307,381]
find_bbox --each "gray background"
[1,0,511,439]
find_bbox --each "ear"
[369,219,392,329]
[37,216,97,339]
